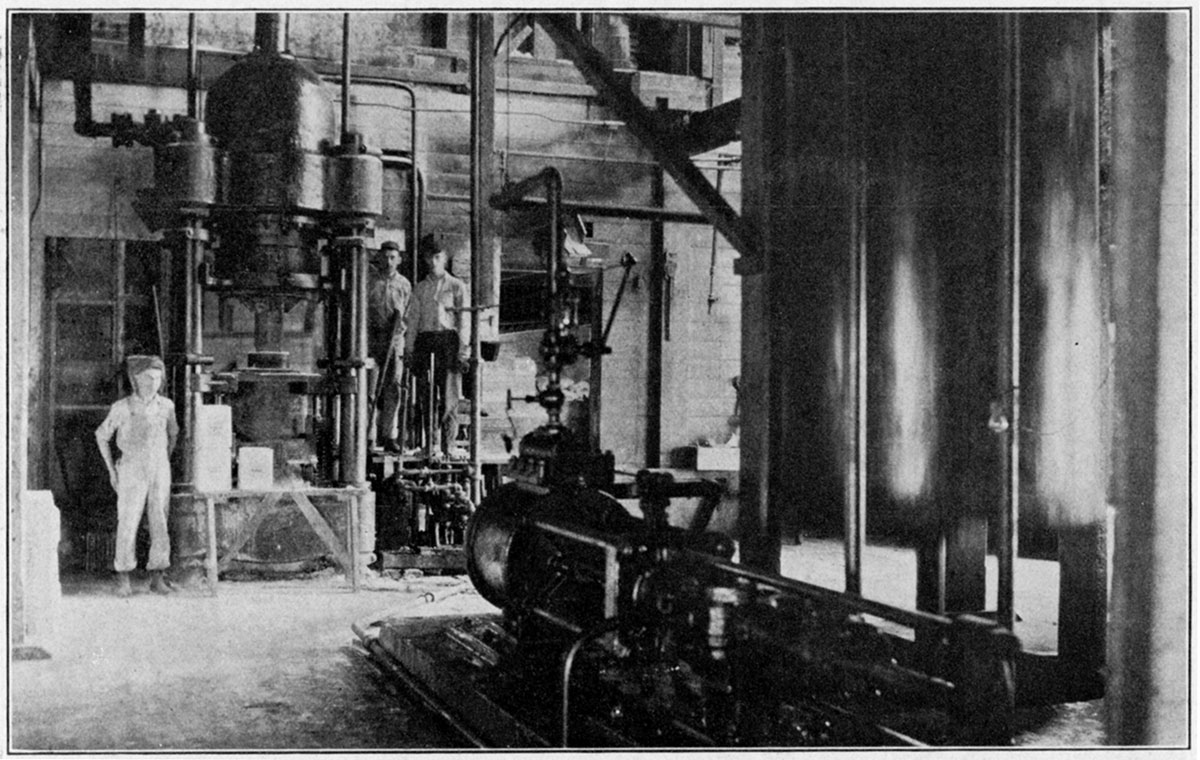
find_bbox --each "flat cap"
[126,354,165,376]
[418,232,444,258]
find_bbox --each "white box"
[238,446,274,491]
[695,446,740,472]
[194,405,233,492]
[19,490,61,651]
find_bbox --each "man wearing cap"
[405,233,470,456]
[369,240,412,452]
[95,355,179,597]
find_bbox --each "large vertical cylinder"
[1018,13,1106,685]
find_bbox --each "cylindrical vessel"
[465,483,641,611]
[326,152,384,217]
[204,47,335,281]
[153,120,219,207]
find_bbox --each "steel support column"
[469,13,496,503]
[646,167,665,468]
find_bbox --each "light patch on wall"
[885,201,936,501]
[1036,187,1107,528]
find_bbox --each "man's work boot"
[149,570,175,595]
[115,571,132,598]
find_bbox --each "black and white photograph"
[6,5,1192,753]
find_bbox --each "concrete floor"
[11,537,1103,750]
[781,535,1063,653]
[10,570,487,750]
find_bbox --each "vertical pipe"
[842,18,866,597]
[842,114,862,593]
[337,256,353,484]
[996,14,1022,630]
[852,157,868,591]
[589,272,604,452]
[336,244,367,485]
[254,13,283,54]
[646,166,665,467]
[354,240,369,486]
[186,14,199,119]
[129,13,146,74]
[340,13,351,140]
[546,169,563,428]
[166,223,204,492]
[469,13,495,503]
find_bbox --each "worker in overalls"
[95,355,179,597]
[405,234,470,457]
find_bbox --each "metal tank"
[741,12,1108,705]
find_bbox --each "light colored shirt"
[369,270,412,350]
[405,272,470,354]
[95,394,179,462]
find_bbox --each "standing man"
[369,240,412,452]
[405,233,470,457]
[95,355,179,597]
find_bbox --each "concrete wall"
[25,11,743,473]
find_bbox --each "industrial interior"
[7,10,1189,750]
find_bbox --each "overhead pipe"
[64,13,117,139]
[429,193,710,225]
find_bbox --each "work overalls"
[109,396,173,572]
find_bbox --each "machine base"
[362,614,554,748]
[379,547,468,574]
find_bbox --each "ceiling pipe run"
[64,13,116,139]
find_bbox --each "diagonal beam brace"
[537,14,759,263]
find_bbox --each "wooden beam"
[537,13,758,262]
[632,12,741,31]
[292,492,353,572]
[666,98,741,156]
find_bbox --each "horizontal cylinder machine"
[73,13,470,572]
[356,168,1021,748]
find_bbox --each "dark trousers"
[412,331,461,452]
[370,342,404,444]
